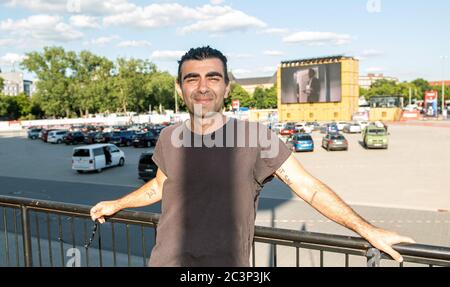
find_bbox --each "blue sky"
[0,0,449,82]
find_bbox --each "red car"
[280,124,296,136]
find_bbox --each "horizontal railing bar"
[255,237,449,267]
[254,237,368,257]
[1,195,449,264]
[0,196,160,226]
[254,226,450,262]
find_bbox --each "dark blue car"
[109,131,137,147]
[287,134,314,152]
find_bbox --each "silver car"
[322,133,348,151]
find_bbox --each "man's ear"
[175,81,183,98]
[224,83,231,99]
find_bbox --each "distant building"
[229,72,277,94]
[0,72,35,97]
[369,96,403,108]
[359,73,399,89]
[429,80,450,87]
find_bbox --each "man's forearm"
[301,177,373,236]
[277,164,373,236]
[116,178,162,210]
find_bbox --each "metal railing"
[1,195,449,267]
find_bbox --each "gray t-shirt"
[149,118,291,267]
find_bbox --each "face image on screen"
[281,63,342,104]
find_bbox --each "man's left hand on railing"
[362,227,416,263]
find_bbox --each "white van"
[47,130,68,144]
[72,144,125,173]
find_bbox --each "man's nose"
[198,78,208,93]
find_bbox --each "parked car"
[280,123,297,136]
[295,122,313,134]
[287,133,314,152]
[64,132,85,145]
[306,121,320,131]
[40,129,57,142]
[272,122,286,134]
[47,130,68,144]
[336,121,348,131]
[84,132,105,145]
[322,133,348,151]
[138,151,158,182]
[72,144,125,173]
[344,122,362,133]
[27,128,42,140]
[108,131,137,147]
[320,123,339,134]
[133,130,158,148]
[363,125,389,149]
[358,121,370,131]
[101,132,112,143]
[153,124,168,135]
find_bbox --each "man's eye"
[209,77,220,82]
[186,78,198,83]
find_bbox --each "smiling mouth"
[193,98,213,104]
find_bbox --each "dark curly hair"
[177,46,229,85]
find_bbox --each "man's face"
[177,58,230,118]
[308,69,315,78]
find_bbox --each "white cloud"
[102,3,265,34]
[0,15,83,42]
[69,15,101,29]
[117,40,152,48]
[0,53,26,66]
[3,0,136,15]
[260,66,276,73]
[151,50,185,61]
[210,0,225,5]
[87,35,119,46]
[0,38,16,47]
[261,28,289,35]
[232,69,252,75]
[103,3,201,28]
[263,50,283,56]
[283,31,352,46]
[357,49,384,60]
[3,0,66,13]
[180,9,266,34]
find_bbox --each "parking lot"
[1,121,450,253]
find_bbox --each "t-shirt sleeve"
[152,129,168,176]
[254,125,292,186]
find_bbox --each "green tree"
[250,85,278,109]
[365,79,398,98]
[0,93,31,120]
[410,78,431,100]
[146,71,176,113]
[70,51,115,116]
[112,58,157,113]
[0,77,4,91]
[226,83,254,109]
[21,47,74,118]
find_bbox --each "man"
[304,68,321,103]
[90,46,415,267]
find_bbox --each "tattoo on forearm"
[277,167,293,186]
[310,190,318,205]
[145,188,157,201]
